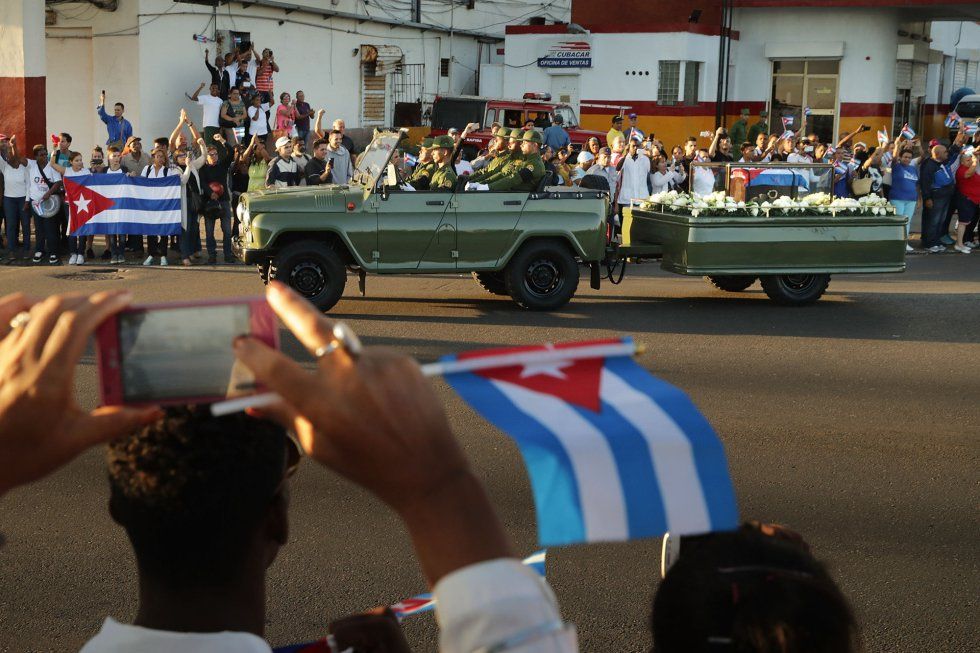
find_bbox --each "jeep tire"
[760,274,830,305]
[504,239,579,310]
[705,275,757,292]
[269,241,347,312]
[472,271,508,296]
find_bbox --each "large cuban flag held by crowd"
[441,339,739,547]
[64,174,182,236]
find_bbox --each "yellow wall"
[581,114,716,150]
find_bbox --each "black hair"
[153,137,168,149]
[60,132,72,143]
[107,406,288,586]
[329,129,343,137]
[115,102,125,111]
[651,524,858,653]
[312,138,329,148]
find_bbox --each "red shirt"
[956,166,980,203]
[255,63,274,93]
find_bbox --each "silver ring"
[8,311,30,330]
[313,322,363,359]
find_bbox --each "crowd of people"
[0,283,861,653]
[0,42,361,267]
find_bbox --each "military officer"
[407,137,436,189]
[485,130,546,192]
[477,129,527,186]
[467,127,514,183]
[428,135,458,190]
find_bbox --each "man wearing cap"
[467,128,513,183]
[428,136,458,190]
[473,129,525,187]
[407,138,436,189]
[624,113,645,142]
[266,136,300,189]
[121,137,150,175]
[543,115,570,152]
[485,130,546,192]
[747,109,769,146]
[729,109,750,152]
[607,115,625,148]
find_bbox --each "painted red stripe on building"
[580,100,766,116]
[839,103,894,117]
[505,23,740,38]
[733,0,979,7]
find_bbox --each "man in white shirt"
[190,82,225,142]
[26,144,63,264]
[80,287,575,653]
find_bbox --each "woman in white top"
[49,150,90,264]
[138,147,179,266]
[0,135,31,262]
[26,143,63,265]
[247,94,269,146]
[649,157,687,195]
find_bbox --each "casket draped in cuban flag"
[64,173,182,236]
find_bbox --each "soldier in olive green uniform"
[468,127,515,183]
[428,135,458,190]
[408,137,436,189]
[485,130,546,192]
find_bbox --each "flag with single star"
[442,338,739,546]
[63,173,182,236]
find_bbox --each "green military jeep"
[237,130,608,311]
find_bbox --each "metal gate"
[392,63,426,126]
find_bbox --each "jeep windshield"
[352,132,402,188]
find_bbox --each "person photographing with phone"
[305,137,336,185]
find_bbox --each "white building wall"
[43,0,566,152]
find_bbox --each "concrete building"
[2,0,569,151]
[490,1,980,148]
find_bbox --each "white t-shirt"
[63,166,89,178]
[0,156,29,198]
[248,104,269,136]
[140,164,177,178]
[198,94,224,128]
[27,159,62,202]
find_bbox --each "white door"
[550,75,580,116]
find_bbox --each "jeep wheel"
[760,274,830,305]
[269,241,347,312]
[504,240,579,310]
[705,275,757,292]
[472,271,508,296]
[257,261,271,285]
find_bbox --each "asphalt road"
[0,257,977,652]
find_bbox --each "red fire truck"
[428,93,607,156]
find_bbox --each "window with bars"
[440,58,450,78]
[684,62,701,105]
[658,61,680,106]
[953,60,967,89]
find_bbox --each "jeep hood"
[243,184,365,213]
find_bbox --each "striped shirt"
[255,63,274,93]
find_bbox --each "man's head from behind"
[107,406,292,589]
[651,523,858,653]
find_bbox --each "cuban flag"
[900,123,916,139]
[802,107,812,117]
[64,174,182,236]
[737,167,810,191]
[945,111,961,128]
[442,339,738,546]
[963,121,979,136]
[877,129,890,145]
[781,115,794,129]
[389,550,548,621]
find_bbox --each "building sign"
[538,41,592,68]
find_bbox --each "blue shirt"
[97,105,133,145]
[889,162,919,201]
[833,162,850,198]
[542,125,570,151]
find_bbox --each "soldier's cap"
[433,135,454,149]
[493,127,510,138]
[509,128,524,140]
[420,137,434,149]
[521,130,543,144]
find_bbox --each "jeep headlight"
[236,201,250,227]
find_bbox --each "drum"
[32,194,62,218]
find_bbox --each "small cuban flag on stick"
[945,111,961,128]
[963,121,979,136]
[900,123,916,140]
[877,129,890,145]
[781,115,794,129]
[802,107,812,117]
[436,338,739,547]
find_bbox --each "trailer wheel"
[760,274,830,305]
[269,241,347,312]
[472,271,508,296]
[505,240,579,310]
[706,275,757,292]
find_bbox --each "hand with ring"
[0,291,162,497]
[233,282,513,585]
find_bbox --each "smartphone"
[96,298,278,407]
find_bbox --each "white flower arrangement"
[638,191,896,218]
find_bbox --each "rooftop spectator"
[255,48,279,107]
[203,49,232,99]
[190,81,225,143]
[97,91,133,150]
